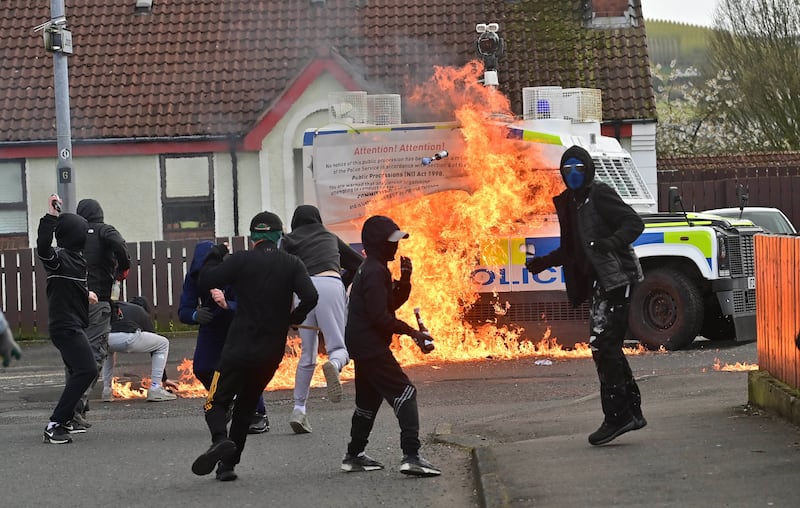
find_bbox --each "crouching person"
[102,296,176,402]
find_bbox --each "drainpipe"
[229,140,240,237]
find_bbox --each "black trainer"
[43,424,73,444]
[400,455,441,477]
[588,417,637,445]
[192,439,237,476]
[63,419,89,434]
[215,461,238,482]
[341,452,384,472]
[71,412,92,429]
[247,412,269,434]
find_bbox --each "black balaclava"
[76,198,104,224]
[55,213,88,251]
[290,205,323,231]
[559,145,596,194]
[361,215,409,263]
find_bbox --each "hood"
[559,145,595,192]
[76,198,104,223]
[361,215,408,262]
[290,205,323,231]
[55,213,88,251]
[189,240,214,277]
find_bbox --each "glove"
[115,268,130,282]
[193,307,214,325]
[590,238,616,253]
[0,328,22,367]
[411,331,435,354]
[209,243,229,259]
[525,256,550,274]
[400,256,413,282]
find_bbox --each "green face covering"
[251,230,282,244]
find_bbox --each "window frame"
[0,159,28,237]
[159,153,215,238]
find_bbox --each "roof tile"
[1,0,655,143]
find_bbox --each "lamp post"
[43,1,75,212]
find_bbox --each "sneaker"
[289,408,312,434]
[588,417,637,445]
[43,424,73,444]
[101,387,113,402]
[215,461,238,482]
[70,412,92,429]
[322,360,343,403]
[248,412,270,434]
[192,439,237,476]
[63,419,89,434]
[341,452,384,472]
[400,455,441,477]
[146,385,177,402]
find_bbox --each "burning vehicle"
[302,68,760,352]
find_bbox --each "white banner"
[309,124,475,223]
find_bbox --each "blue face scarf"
[562,157,586,190]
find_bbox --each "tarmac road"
[2,337,799,508]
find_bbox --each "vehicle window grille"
[593,157,653,201]
[733,289,756,314]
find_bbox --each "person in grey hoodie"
[72,198,130,427]
[281,204,363,434]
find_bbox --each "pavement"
[3,336,800,507]
[434,342,800,508]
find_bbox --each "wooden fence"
[755,234,800,389]
[0,236,247,338]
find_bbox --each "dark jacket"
[178,241,236,375]
[545,183,644,305]
[111,301,155,334]
[36,213,89,332]
[76,199,130,302]
[282,205,363,284]
[345,217,416,360]
[198,240,318,366]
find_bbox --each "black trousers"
[50,327,98,424]
[203,355,282,465]
[589,284,642,424]
[347,350,420,458]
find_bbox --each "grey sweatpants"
[293,275,350,407]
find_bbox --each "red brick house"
[0,0,656,248]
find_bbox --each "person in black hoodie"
[37,194,98,444]
[73,198,130,426]
[340,215,440,477]
[281,204,363,433]
[191,211,318,482]
[525,145,646,446]
[177,240,270,434]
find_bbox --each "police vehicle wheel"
[629,267,703,351]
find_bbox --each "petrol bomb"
[421,150,448,166]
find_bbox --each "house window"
[160,154,214,240]
[0,160,28,236]
[584,0,638,28]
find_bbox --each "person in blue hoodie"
[179,240,269,434]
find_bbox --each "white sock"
[294,404,306,414]
[47,421,58,430]
[150,382,161,390]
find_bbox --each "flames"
[110,61,646,401]
[713,358,758,372]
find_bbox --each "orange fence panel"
[755,235,800,389]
